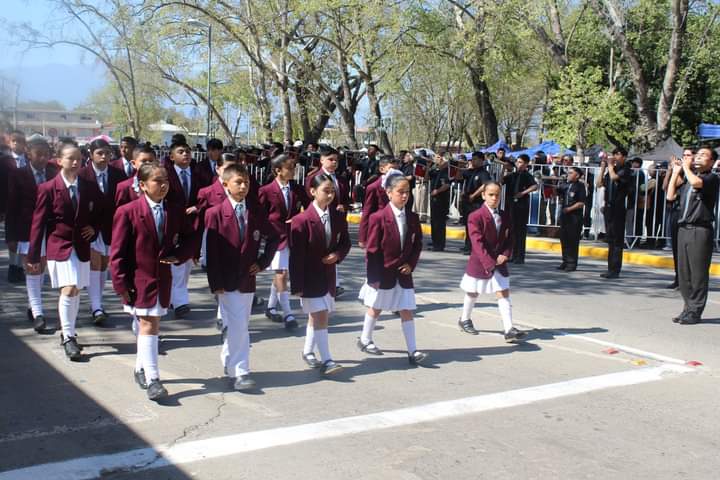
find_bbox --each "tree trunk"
[278,77,293,144]
[657,0,689,138]
[366,81,393,155]
[469,69,499,146]
[463,128,475,150]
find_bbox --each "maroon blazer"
[196,180,227,220]
[164,162,211,209]
[258,179,310,250]
[0,152,13,217]
[205,198,280,293]
[78,164,127,245]
[194,158,217,188]
[365,205,423,289]
[289,205,351,298]
[465,205,513,279]
[110,158,134,177]
[6,163,60,243]
[27,174,105,264]
[114,175,140,207]
[304,169,351,212]
[359,177,389,244]
[110,196,197,309]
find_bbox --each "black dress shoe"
[408,350,429,365]
[174,304,191,318]
[265,308,283,323]
[357,338,383,355]
[302,352,322,368]
[33,315,46,333]
[62,336,82,361]
[284,317,298,330]
[564,266,577,272]
[92,309,107,326]
[27,308,33,322]
[666,281,679,290]
[146,379,168,401]
[556,263,567,270]
[335,286,346,297]
[672,311,688,323]
[134,369,148,389]
[678,314,700,325]
[504,327,527,343]
[320,360,343,375]
[458,319,479,335]
[600,272,619,279]
[233,375,257,391]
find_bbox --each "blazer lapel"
[222,200,242,250]
[383,206,401,256]
[307,206,326,251]
[274,181,289,216]
[55,175,75,220]
[139,196,161,249]
[482,206,498,247]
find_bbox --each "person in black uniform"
[502,154,538,264]
[597,147,632,278]
[399,150,416,209]
[666,146,719,325]
[557,167,587,271]
[426,152,450,251]
[663,149,693,289]
[461,152,491,254]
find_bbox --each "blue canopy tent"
[699,123,720,140]
[481,140,512,154]
[508,141,575,159]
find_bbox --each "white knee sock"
[71,294,80,320]
[462,294,476,321]
[303,323,316,355]
[401,320,417,353]
[138,334,160,383]
[135,334,143,372]
[360,313,377,344]
[88,270,103,312]
[278,291,293,318]
[315,328,331,362]
[58,294,76,338]
[498,297,513,333]
[268,283,278,310]
[26,273,44,317]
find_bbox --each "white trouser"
[218,291,254,377]
[170,260,193,307]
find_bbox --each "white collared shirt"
[122,158,133,175]
[485,203,502,233]
[227,195,248,224]
[60,171,78,190]
[313,201,332,247]
[174,164,192,188]
[277,178,290,209]
[144,194,164,239]
[91,162,109,193]
[12,151,26,168]
[389,203,407,248]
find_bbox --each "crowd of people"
[0,128,716,402]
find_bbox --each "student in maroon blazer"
[7,136,59,332]
[358,156,400,247]
[458,182,526,342]
[115,146,159,207]
[303,146,350,296]
[205,164,280,390]
[290,173,351,376]
[195,138,223,188]
[259,154,310,329]
[163,142,208,317]
[110,136,137,178]
[110,163,197,401]
[79,138,128,324]
[4,131,29,283]
[27,144,104,361]
[359,174,428,364]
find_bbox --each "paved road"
[1,226,718,479]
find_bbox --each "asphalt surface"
[0,225,718,479]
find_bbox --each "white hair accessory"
[382,168,404,189]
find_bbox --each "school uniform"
[28,173,105,289]
[4,152,28,277]
[675,173,720,323]
[79,163,127,255]
[205,197,280,378]
[503,170,536,262]
[558,180,587,270]
[461,203,513,294]
[194,157,218,188]
[358,176,389,245]
[259,179,310,270]
[303,168,351,213]
[289,202,351,313]
[110,157,135,179]
[428,163,450,251]
[602,163,633,276]
[114,174,141,207]
[164,162,208,310]
[363,203,422,311]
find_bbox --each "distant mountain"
[0,63,106,109]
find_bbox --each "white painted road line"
[0,364,694,480]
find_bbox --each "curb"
[347,212,720,276]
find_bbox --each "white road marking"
[0,364,694,480]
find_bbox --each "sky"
[0,0,106,108]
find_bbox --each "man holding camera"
[597,147,632,278]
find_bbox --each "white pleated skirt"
[300,293,335,314]
[460,271,510,294]
[90,233,110,256]
[123,299,167,317]
[18,239,46,257]
[267,247,289,271]
[47,249,90,289]
[362,284,416,311]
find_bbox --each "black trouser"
[669,209,680,283]
[677,225,713,318]
[463,203,482,250]
[604,206,627,274]
[560,213,583,268]
[511,203,529,261]
[430,198,449,250]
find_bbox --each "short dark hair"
[133,145,156,159]
[222,163,250,182]
[571,166,584,177]
[497,147,506,153]
[207,138,223,150]
[121,136,137,146]
[378,154,397,167]
[631,156,642,164]
[171,133,187,145]
[518,154,530,163]
[612,146,628,157]
[271,154,293,174]
[319,145,339,157]
[88,138,111,154]
[170,142,190,153]
[471,151,485,160]
[217,152,237,167]
[310,172,336,190]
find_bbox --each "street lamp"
[187,18,212,142]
